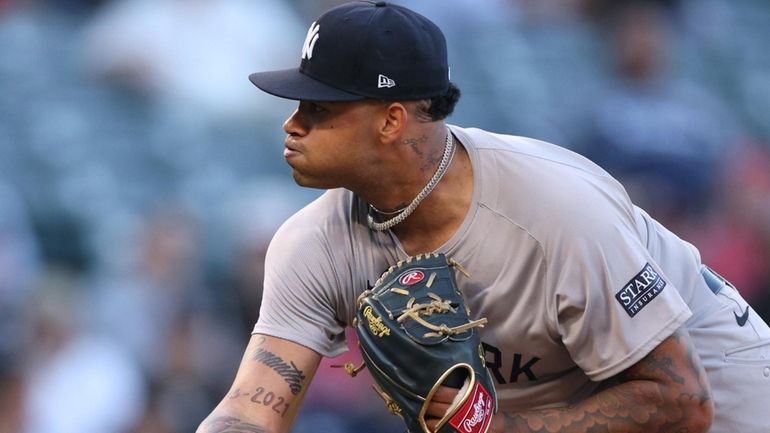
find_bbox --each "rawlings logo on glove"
[363,306,391,337]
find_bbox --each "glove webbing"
[337,257,484,375]
[397,292,487,338]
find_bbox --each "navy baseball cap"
[249,1,449,102]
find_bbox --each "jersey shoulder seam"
[475,143,616,182]
[477,201,559,338]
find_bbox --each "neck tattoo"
[367,127,455,232]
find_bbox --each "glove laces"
[397,292,487,338]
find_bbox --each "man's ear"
[379,102,408,144]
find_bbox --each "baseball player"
[196,2,770,433]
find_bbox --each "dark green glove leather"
[354,253,498,433]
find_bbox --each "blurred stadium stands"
[1,1,769,432]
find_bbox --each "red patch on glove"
[448,381,494,433]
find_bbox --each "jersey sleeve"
[544,177,692,381]
[252,194,352,358]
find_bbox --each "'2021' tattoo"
[229,386,290,418]
[252,344,306,395]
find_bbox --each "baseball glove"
[347,253,497,433]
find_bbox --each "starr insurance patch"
[615,263,667,317]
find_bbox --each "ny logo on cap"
[378,74,396,88]
[301,22,320,60]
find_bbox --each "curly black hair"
[414,82,461,122]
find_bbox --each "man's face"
[282,99,385,190]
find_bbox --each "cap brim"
[249,68,364,102]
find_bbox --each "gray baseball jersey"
[254,125,770,432]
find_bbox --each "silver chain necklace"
[369,203,405,216]
[367,128,455,231]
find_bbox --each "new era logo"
[378,74,395,88]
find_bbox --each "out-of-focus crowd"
[0,0,769,432]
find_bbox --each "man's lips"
[284,141,301,158]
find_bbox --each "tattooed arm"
[426,327,714,433]
[196,334,322,433]
[495,327,714,433]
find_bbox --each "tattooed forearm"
[633,354,685,385]
[621,328,711,405]
[678,330,713,406]
[199,416,268,433]
[252,347,306,395]
[228,387,291,418]
[501,385,691,433]
[500,328,712,433]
